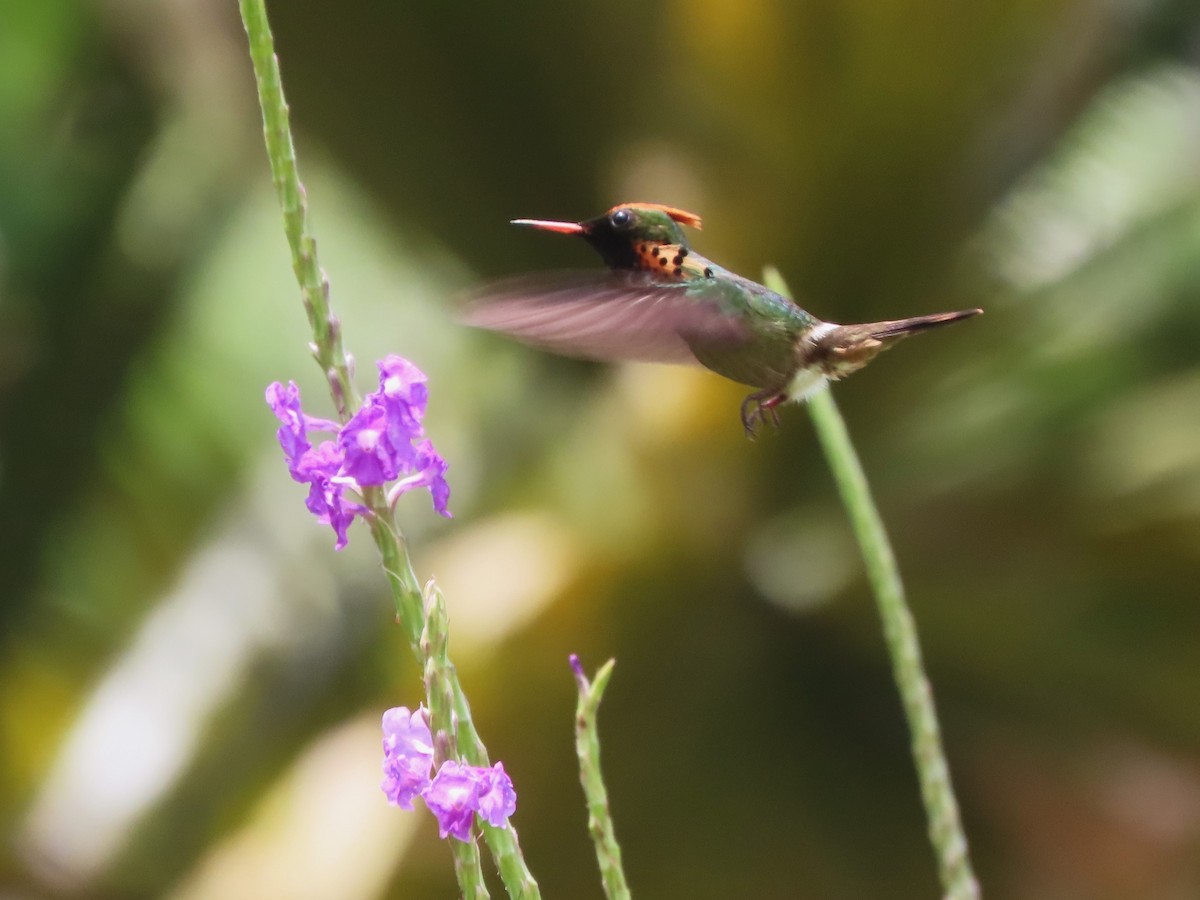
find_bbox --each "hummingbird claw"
[740,390,785,439]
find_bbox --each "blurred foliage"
[3,1,1200,898]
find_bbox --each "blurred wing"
[461,271,748,365]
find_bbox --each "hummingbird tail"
[812,308,982,379]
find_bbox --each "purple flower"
[381,706,434,810]
[380,712,518,841]
[339,401,412,485]
[378,355,429,425]
[265,356,451,548]
[420,760,518,841]
[338,354,435,488]
[265,381,340,478]
[387,439,451,517]
[287,440,361,550]
[568,653,586,687]
[423,761,480,841]
[474,762,517,828]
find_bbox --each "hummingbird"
[464,203,982,437]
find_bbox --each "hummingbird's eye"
[610,208,633,229]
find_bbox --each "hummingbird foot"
[740,390,785,439]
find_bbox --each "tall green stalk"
[238,3,541,895]
[237,0,356,420]
[570,656,631,900]
[764,269,980,899]
[423,584,490,900]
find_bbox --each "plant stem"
[368,508,424,645]
[426,583,543,899]
[808,384,979,899]
[239,0,424,642]
[570,656,631,900]
[238,3,541,896]
[423,583,491,899]
[764,270,980,899]
[238,0,356,420]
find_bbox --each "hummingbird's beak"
[510,218,585,235]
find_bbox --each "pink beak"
[510,218,585,235]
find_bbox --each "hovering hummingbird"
[464,203,981,437]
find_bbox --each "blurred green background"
[3,1,1200,897]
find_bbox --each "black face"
[580,209,640,270]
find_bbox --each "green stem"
[239,0,425,645]
[423,584,491,899]
[807,385,979,899]
[424,583,543,899]
[763,270,979,899]
[367,501,424,645]
[238,0,356,419]
[238,4,541,897]
[447,837,490,900]
[570,656,631,900]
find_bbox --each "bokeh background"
[3,1,1200,897]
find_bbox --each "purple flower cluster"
[382,706,517,841]
[266,356,450,549]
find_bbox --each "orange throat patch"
[631,242,712,281]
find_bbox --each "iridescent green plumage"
[466,203,980,436]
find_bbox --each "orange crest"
[608,202,703,230]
